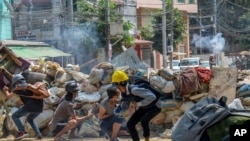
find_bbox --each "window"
[177,0,185,3]
[189,0,195,4]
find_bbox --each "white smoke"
[191,33,225,54]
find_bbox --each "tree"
[75,0,134,59]
[150,0,186,54]
[198,0,250,52]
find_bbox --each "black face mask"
[112,81,127,87]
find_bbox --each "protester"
[99,86,129,141]
[3,74,44,140]
[48,81,93,141]
[111,70,161,141]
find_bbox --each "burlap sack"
[88,69,104,85]
[151,112,166,125]
[165,109,182,123]
[54,70,73,84]
[80,79,98,93]
[65,69,89,82]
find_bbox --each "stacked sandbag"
[98,84,112,100]
[44,61,61,79]
[65,69,89,82]
[6,95,20,108]
[75,91,101,103]
[25,110,54,136]
[88,62,114,86]
[0,106,6,137]
[76,116,101,137]
[79,79,98,93]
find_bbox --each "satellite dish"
[4,0,14,12]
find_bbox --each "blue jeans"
[12,106,41,136]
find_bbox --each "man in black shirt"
[3,74,43,140]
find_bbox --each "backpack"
[171,96,250,141]
[128,75,169,98]
[121,75,170,109]
[13,81,49,99]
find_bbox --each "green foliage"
[151,0,186,54]
[75,0,134,57]
[140,25,154,40]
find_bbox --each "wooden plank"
[208,67,237,104]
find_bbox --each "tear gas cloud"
[62,23,101,73]
[191,33,225,54]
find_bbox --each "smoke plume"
[191,33,225,54]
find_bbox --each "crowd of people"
[2,70,163,141]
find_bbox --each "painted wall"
[0,0,12,40]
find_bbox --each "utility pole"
[214,0,217,35]
[199,8,202,54]
[169,0,174,69]
[105,0,111,62]
[162,0,167,68]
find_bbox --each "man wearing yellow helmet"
[112,70,161,141]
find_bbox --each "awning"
[7,46,71,59]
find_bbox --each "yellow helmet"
[112,70,129,83]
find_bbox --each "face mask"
[16,83,28,88]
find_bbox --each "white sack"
[161,81,176,93]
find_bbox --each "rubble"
[1,46,250,140]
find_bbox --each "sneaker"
[15,131,28,140]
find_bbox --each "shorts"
[52,120,68,136]
[100,115,127,133]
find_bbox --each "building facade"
[136,0,198,65]
[0,0,12,40]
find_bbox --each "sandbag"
[65,69,89,82]
[242,97,250,106]
[88,69,104,85]
[44,93,60,105]
[26,110,54,131]
[77,116,101,137]
[149,75,166,89]
[98,84,112,95]
[6,94,20,107]
[54,71,73,84]
[0,106,6,137]
[80,79,98,93]
[165,109,183,124]
[5,107,26,132]
[161,81,176,93]
[179,101,195,112]
[22,70,52,85]
[48,87,66,98]
[100,69,113,85]
[161,99,182,110]
[75,91,101,103]
[151,112,166,125]
[45,68,57,78]
[94,62,114,70]
[158,68,174,81]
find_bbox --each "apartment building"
[136,0,198,68]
